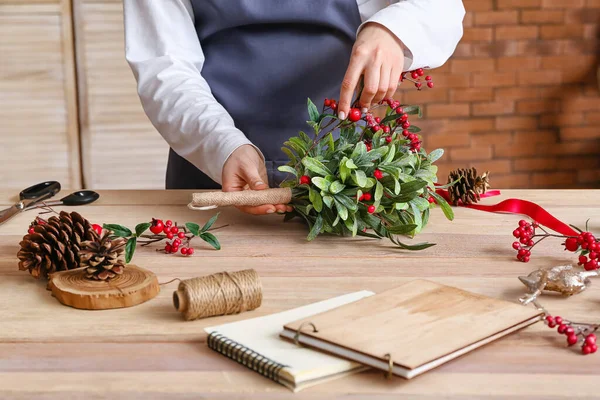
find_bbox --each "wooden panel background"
[73,0,168,189]
[0,0,81,190]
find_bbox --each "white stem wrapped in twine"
[173,269,262,321]
[188,188,292,210]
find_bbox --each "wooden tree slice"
[48,265,160,310]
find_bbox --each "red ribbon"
[435,189,579,237]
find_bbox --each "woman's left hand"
[337,23,405,120]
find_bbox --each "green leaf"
[386,224,418,235]
[307,98,320,123]
[307,214,323,241]
[345,158,358,169]
[354,170,367,187]
[411,203,423,233]
[364,177,376,189]
[391,239,436,251]
[103,224,132,238]
[277,165,298,177]
[367,146,388,161]
[125,237,136,264]
[340,158,350,183]
[334,194,358,211]
[351,142,367,160]
[383,144,395,164]
[134,223,151,237]
[401,179,428,193]
[199,232,221,250]
[344,216,358,237]
[428,149,444,163]
[374,181,384,206]
[395,202,409,210]
[332,213,340,227]
[200,213,220,233]
[311,177,330,191]
[334,199,349,221]
[308,187,323,212]
[329,180,345,194]
[411,196,430,212]
[185,222,201,236]
[302,157,331,176]
[281,147,297,163]
[407,125,421,133]
[323,195,334,208]
[326,132,335,155]
[403,105,420,115]
[430,191,455,221]
[394,179,401,195]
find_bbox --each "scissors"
[0,181,100,226]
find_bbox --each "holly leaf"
[103,224,132,238]
[135,222,151,237]
[307,98,320,123]
[277,165,298,177]
[312,177,330,191]
[307,214,323,241]
[200,213,220,233]
[185,222,201,236]
[374,181,384,206]
[125,237,136,263]
[354,170,367,187]
[302,157,331,176]
[430,192,455,221]
[329,180,345,194]
[308,187,323,212]
[199,232,221,250]
[428,149,444,163]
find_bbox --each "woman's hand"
[222,145,292,215]
[337,23,405,119]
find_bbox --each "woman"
[124,0,465,215]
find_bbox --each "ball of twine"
[172,269,262,321]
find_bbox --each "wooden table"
[1,189,599,399]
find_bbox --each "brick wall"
[397,0,600,188]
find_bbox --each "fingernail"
[276,210,286,214]
[266,209,275,214]
[361,107,368,113]
[338,111,346,120]
[255,181,264,186]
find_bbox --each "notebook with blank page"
[281,279,543,379]
[204,290,374,392]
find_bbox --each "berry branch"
[544,315,598,355]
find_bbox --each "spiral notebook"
[204,291,374,392]
[281,279,544,379]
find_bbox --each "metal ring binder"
[384,353,394,379]
[293,321,319,346]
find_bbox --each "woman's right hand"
[222,145,292,215]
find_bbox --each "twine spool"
[189,188,292,209]
[172,269,262,321]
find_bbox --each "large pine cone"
[17,211,99,279]
[447,167,491,206]
[80,231,126,281]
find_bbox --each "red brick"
[453,43,473,58]
[587,0,600,6]
[450,88,494,102]
[521,10,565,23]
[524,40,565,56]
[560,126,600,140]
[432,74,471,88]
[496,25,539,40]
[450,146,493,161]
[513,130,559,144]
[495,87,539,100]
[543,0,585,7]
[402,88,449,104]
[540,25,585,39]
[497,56,540,71]
[578,169,600,183]
[495,145,539,157]
[492,173,532,188]
[585,111,600,124]
[495,116,538,130]
[583,24,599,39]
[463,12,474,28]
[566,97,600,112]
[518,70,562,85]
[473,71,516,87]
[468,160,513,174]
[566,8,600,22]
[540,56,597,83]
[498,0,542,7]
[472,41,528,57]
[472,101,515,116]
[546,141,600,155]
[463,0,494,11]
[532,172,576,187]
[462,27,494,42]
[447,118,496,133]
[474,11,519,26]
[426,104,470,118]
[471,132,513,146]
[450,58,495,73]
[425,132,471,148]
[539,112,585,127]
[514,157,559,171]
[516,99,560,114]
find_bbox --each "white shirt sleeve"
[123,0,263,184]
[358,0,466,70]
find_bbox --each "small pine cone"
[447,167,491,206]
[80,231,127,281]
[17,211,99,279]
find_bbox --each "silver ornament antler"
[519,265,599,305]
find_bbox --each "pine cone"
[447,167,491,206]
[17,211,99,279]
[80,231,127,281]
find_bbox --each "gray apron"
[166,0,361,189]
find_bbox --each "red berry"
[402,129,409,137]
[363,193,372,201]
[545,315,555,324]
[425,75,432,81]
[373,169,383,180]
[150,219,164,234]
[375,117,381,124]
[426,82,434,89]
[187,247,194,255]
[173,238,182,246]
[348,108,361,122]
[585,260,598,270]
[385,136,392,143]
[331,102,337,111]
[165,220,173,227]
[585,334,596,344]
[567,334,578,346]
[91,224,103,235]
[395,107,404,114]
[300,175,311,185]
[324,98,331,107]
[178,232,186,239]
[181,247,188,255]
[163,226,170,234]
[512,242,520,250]
[590,242,599,252]
[411,71,419,79]
[579,255,588,264]
[412,142,421,151]
[170,226,178,234]
[167,232,174,240]
[165,244,172,253]
[428,196,435,204]
[402,121,410,129]
[557,324,567,334]
[564,237,579,252]
[400,113,408,122]
[583,345,592,355]
[416,68,424,76]
[367,205,376,214]
[28,227,35,235]
[582,242,589,250]
[415,82,422,89]
[513,229,521,238]
[554,316,563,325]
[591,344,598,353]
[565,327,575,335]
[371,125,381,133]
[590,252,598,260]
[523,256,530,263]
[382,126,391,134]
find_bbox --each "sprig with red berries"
[544,314,598,355]
[278,69,454,250]
[511,219,598,270]
[102,214,221,263]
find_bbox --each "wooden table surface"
[1,189,600,399]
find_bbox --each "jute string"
[172,269,262,321]
[189,188,292,209]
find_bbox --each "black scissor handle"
[60,190,100,206]
[20,181,61,200]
